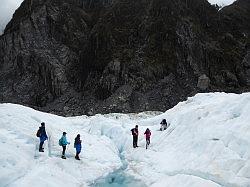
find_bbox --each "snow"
[0,104,122,187]
[1,92,250,187]
[0,0,23,34]
[208,0,236,7]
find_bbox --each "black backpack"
[36,128,41,137]
[131,128,135,135]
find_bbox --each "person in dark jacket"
[144,128,151,147]
[38,122,48,152]
[74,134,82,160]
[131,125,139,148]
[160,119,168,131]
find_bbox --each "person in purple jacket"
[144,128,151,149]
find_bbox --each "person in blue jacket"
[37,122,48,152]
[74,134,82,160]
[59,132,70,159]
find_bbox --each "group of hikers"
[36,122,82,160]
[131,125,151,149]
[36,119,169,159]
[130,119,169,149]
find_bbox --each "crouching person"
[59,132,70,159]
[74,134,82,160]
[160,119,168,131]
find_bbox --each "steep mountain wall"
[0,0,249,115]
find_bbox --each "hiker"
[36,122,48,152]
[74,134,82,160]
[59,132,70,159]
[144,128,151,148]
[131,125,139,148]
[160,119,168,131]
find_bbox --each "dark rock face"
[0,0,249,115]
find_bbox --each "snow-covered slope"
[125,93,250,187]
[0,92,250,187]
[0,105,122,187]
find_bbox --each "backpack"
[131,128,136,136]
[36,129,41,137]
[59,138,63,146]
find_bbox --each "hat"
[41,122,45,126]
[63,132,67,135]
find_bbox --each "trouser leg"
[134,136,138,147]
[62,146,66,156]
[136,136,138,147]
[39,141,44,151]
[147,138,150,145]
[133,136,136,148]
[75,151,80,160]
[77,151,80,159]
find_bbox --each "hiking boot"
[75,155,80,160]
[75,156,80,160]
[61,155,66,159]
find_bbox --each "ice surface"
[1,92,250,187]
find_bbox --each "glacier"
[0,92,250,187]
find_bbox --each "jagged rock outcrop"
[0,0,249,115]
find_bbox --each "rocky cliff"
[0,0,249,115]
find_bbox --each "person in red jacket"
[144,128,151,149]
